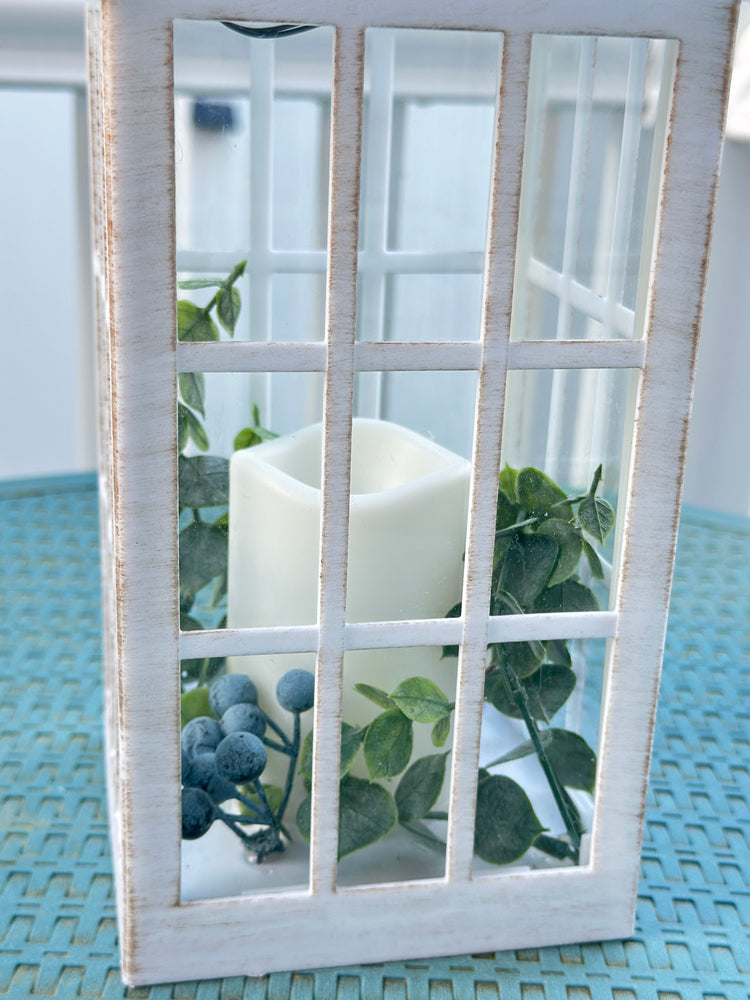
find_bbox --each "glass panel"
[328,646,458,887]
[177,370,324,635]
[180,653,314,901]
[388,273,484,343]
[357,28,503,342]
[173,20,333,342]
[501,367,637,610]
[511,35,676,341]
[472,638,607,875]
[347,371,477,625]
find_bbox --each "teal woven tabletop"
[1,476,749,999]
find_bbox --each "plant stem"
[276,712,300,827]
[263,713,294,750]
[500,662,583,862]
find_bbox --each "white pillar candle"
[227,418,471,795]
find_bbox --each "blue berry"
[181,787,214,840]
[215,731,267,784]
[209,674,258,718]
[184,752,217,790]
[181,716,223,759]
[221,702,266,738]
[276,669,315,713]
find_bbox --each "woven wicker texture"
[1,477,749,999]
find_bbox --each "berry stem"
[276,711,301,828]
[263,713,294,750]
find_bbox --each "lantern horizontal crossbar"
[87,0,739,985]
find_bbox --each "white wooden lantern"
[88,0,739,986]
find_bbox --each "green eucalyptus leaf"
[485,663,576,722]
[536,520,583,586]
[337,776,397,858]
[177,300,219,342]
[180,686,212,727]
[178,278,224,290]
[179,520,228,607]
[210,566,228,610]
[234,427,263,450]
[390,677,452,724]
[184,408,209,452]
[544,728,597,793]
[400,820,446,854]
[482,728,596,794]
[299,723,364,783]
[441,601,462,659]
[489,634,544,680]
[178,454,229,508]
[239,783,284,816]
[546,638,572,667]
[578,495,615,544]
[217,285,241,335]
[354,682,395,710]
[178,372,206,417]
[517,467,572,520]
[177,404,189,452]
[363,709,413,780]
[395,753,449,823]
[495,489,518,532]
[582,539,605,580]
[498,533,559,608]
[587,464,603,497]
[431,714,450,747]
[474,775,544,865]
[534,580,599,614]
[296,776,397,858]
[498,465,519,503]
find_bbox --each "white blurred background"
[1,0,749,517]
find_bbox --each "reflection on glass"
[334,646,458,886]
[512,34,675,340]
[355,370,478,461]
[357,28,502,343]
[180,655,313,901]
[173,20,333,342]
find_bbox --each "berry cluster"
[180,668,314,860]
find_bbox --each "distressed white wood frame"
[88,0,739,986]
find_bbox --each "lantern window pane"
[511,34,676,341]
[472,635,609,876]
[332,645,458,886]
[177,370,324,635]
[173,20,334,341]
[500,366,638,612]
[180,651,314,900]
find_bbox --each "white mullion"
[445,32,532,885]
[179,610,618,660]
[177,336,645,373]
[545,37,596,480]
[309,25,365,896]
[357,28,396,418]
[527,257,636,338]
